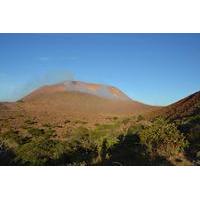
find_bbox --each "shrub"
[67,129,98,165]
[107,133,150,166]
[25,119,37,125]
[15,137,64,165]
[137,115,144,122]
[140,118,188,158]
[43,123,52,128]
[121,118,130,125]
[113,117,118,120]
[0,141,16,165]
[64,120,71,124]
[0,130,26,148]
[127,124,144,135]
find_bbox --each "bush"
[113,117,118,120]
[140,118,188,158]
[0,130,27,148]
[0,141,16,165]
[68,126,120,165]
[137,115,144,122]
[14,128,63,165]
[67,128,98,165]
[0,128,64,165]
[107,133,150,166]
[121,118,130,125]
[15,137,65,165]
[25,119,37,125]
[127,124,144,135]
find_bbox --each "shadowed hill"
[150,91,200,120]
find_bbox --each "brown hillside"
[0,81,158,132]
[22,81,156,119]
[150,91,200,120]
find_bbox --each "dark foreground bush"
[15,137,65,165]
[140,118,188,158]
[179,115,200,164]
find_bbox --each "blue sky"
[0,33,200,105]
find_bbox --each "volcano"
[0,81,158,130]
[16,81,156,122]
[23,81,132,101]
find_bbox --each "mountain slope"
[21,81,156,121]
[151,91,200,120]
[0,81,158,132]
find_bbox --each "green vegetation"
[137,115,144,122]
[140,118,187,158]
[127,124,144,135]
[0,117,191,166]
[43,123,52,128]
[178,114,200,164]
[17,99,24,103]
[16,136,63,165]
